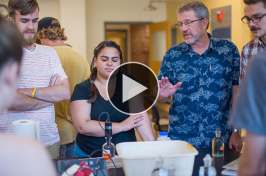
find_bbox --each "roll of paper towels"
[12,120,40,142]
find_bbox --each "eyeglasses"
[175,18,204,28]
[241,13,266,24]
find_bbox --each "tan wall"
[204,0,251,52]
[0,0,60,19]
[166,0,251,52]
[166,3,183,45]
[86,0,167,60]
[0,0,87,57]
[58,0,87,57]
[0,0,167,60]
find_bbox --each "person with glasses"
[240,0,266,82]
[157,1,242,152]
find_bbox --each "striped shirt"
[240,38,265,82]
[0,44,68,147]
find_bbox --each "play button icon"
[107,62,159,115]
[122,74,147,103]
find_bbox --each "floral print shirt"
[158,34,240,148]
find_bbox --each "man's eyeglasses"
[175,18,204,28]
[241,13,266,24]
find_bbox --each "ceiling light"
[144,2,157,11]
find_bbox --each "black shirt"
[71,74,136,157]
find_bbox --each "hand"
[229,132,243,152]
[17,88,32,97]
[158,77,182,99]
[120,114,144,132]
[49,74,62,87]
[17,88,26,94]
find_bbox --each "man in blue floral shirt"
[157,1,243,152]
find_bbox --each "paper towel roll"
[12,120,40,142]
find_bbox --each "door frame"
[106,29,128,62]
[104,21,152,62]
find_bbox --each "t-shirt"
[53,46,90,145]
[230,51,266,135]
[0,44,68,147]
[71,74,136,157]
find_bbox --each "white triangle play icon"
[122,74,147,103]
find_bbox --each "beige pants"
[45,142,60,159]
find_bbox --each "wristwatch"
[233,128,241,135]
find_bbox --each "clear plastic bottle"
[151,156,168,176]
[199,154,217,176]
[102,137,115,161]
[212,128,224,157]
[157,131,171,141]
[167,164,175,176]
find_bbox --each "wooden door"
[106,31,127,61]
[149,21,171,76]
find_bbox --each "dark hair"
[0,15,23,71]
[244,0,266,7]
[88,41,123,103]
[177,1,210,29]
[8,0,39,19]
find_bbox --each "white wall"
[0,0,60,23]
[0,0,87,57]
[39,0,60,20]
[0,0,167,59]
[59,0,87,57]
[86,0,167,59]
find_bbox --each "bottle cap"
[156,156,164,167]
[215,128,221,137]
[160,131,168,136]
[168,164,175,175]
[203,154,212,167]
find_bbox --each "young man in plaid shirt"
[240,0,266,82]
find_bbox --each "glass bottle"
[151,156,168,176]
[212,128,224,157]
[199,154,217,176]
[102,137,115,161]
[157,131,171,141]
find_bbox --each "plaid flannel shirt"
[240,38,265,82]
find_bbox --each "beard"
[182,31,196,45]
[185,37,196,45]
[23,29,37,46]
[184,31,203,45]
[184,34,196,45]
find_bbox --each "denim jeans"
[74,142,90,158]
[59,141,75,159]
